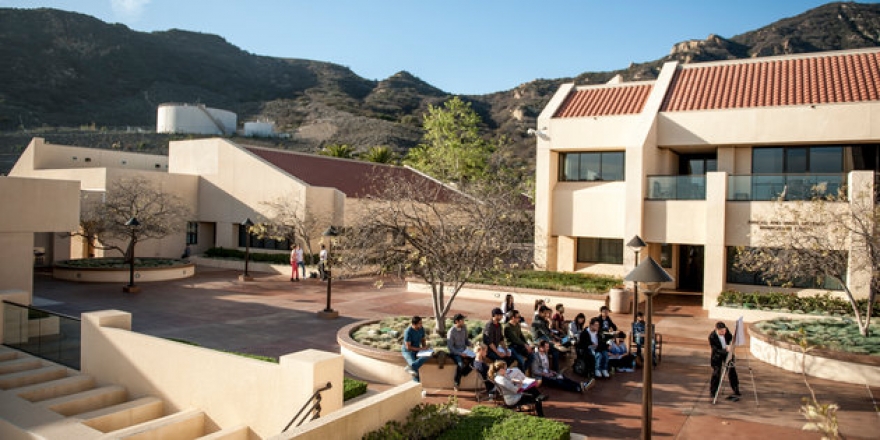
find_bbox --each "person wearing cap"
[484,307,512,364]
[447,313,474,390]
[709,321,741,400]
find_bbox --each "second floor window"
[560,152,625,182]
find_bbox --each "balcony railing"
[646,175,706,200]
[2,301,81,369]
[727,174,846,201]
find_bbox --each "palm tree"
[361,146,397,164]
[319,144,356,158]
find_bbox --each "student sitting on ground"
[568,313,587,345]
[607,331,636,372]
[578,317,610,378]
[489,360,546,417]
[532,340,594,393]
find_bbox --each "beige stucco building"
[8,137,447,268]
[534,47,880,309]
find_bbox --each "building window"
[185,222,198,245]
[752,146,843,174]
[725,247,844,289]
[577,238,623,264]
[560,152,625,182]
[659,244,673,268]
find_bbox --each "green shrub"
[363,398,460,440]
[204,247,289,264]
[438,405,570,440]
[717,290,879,318]
[756,318,880,355]
[344,377,368,401]
[470,270,621,294]
[352,317,486,351]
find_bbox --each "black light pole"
[240,218,254,281]
[625,257,673,440]
[123,217,141,293]
[318,225,339,319]
[627,235,647,321]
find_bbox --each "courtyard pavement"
[30,266,880,439]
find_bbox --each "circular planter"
[53,258,195,283]
[338,319,479,391]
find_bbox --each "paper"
[416,349,434,358]
[462,348,476,358]
[518,377,537,392]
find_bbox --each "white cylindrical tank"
[244,121,275,137]
[157,103,237,135]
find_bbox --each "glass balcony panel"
[726,174,846,201]
[647,176,706,200]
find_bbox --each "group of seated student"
[575,306,639,378]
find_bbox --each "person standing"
[318,244,328,281]
[294,244,305,280]
[709,321,741,400]
[500,294,515,324]
[402,316,428,382]
[447,313,474,391]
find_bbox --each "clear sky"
[3,1,876,94]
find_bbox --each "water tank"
[244,121,275,137]
[156,103,237,135]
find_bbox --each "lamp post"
[627,235,647,322]
[318,225,339,319]
[239,218,254,282]
[123,217,141,293]
[625,257,673,440]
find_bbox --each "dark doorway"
[678,245,704,292]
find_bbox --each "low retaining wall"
[406,281,609,314]
[710,306,837,323]
[748,323,880,387]
[338,320,480,390]
[53,263,195,283]
[273,382,422,440]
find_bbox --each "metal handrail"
[282,381,333,432]
[1,300,81,321]
[1,300,82,369]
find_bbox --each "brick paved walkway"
[31,267,880,439]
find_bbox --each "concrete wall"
[80,310,344,439]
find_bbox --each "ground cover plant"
[753,318,880,355]
[55,257,187,268]
[351,317,486,352]
[470,270,621,294]
[204,246,294,265]
[363,399,571,440]
[717,291,880,317]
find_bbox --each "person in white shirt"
[489,360,545,417]
[318,244,328,281]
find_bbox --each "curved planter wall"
[406,281,610,314]
[748,323,880,387]
[53,263,195,283]
[338,320,479,391]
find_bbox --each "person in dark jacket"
[709,321,741,400]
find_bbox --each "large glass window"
[752,146,843,174]
[239,225,291,251]
[560,152,625,181]
[577,238,623,264]
[185,222,198,245]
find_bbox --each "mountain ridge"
[1,2,879,176]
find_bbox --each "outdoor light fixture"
[627,235,647,322]
[624,256,673,440]
[318,225,340,319]
[239,218,254,281]
[123,217,141,293]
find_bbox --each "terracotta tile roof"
[245,146,455,199]
[553,83,654,118]
[662,50,880,112]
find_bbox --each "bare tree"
[735,186,879,336]
[74,176,192,260]
[342,171,533,334]
[259,196,330,263]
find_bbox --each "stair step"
[77,396,164,433]
[0,350,18,362]
[0,357,43,375]
[196,425,249,440]
[37,385,127,416]
[103,408,207,440]
[12,374,96,402]
[0,365,67,390]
